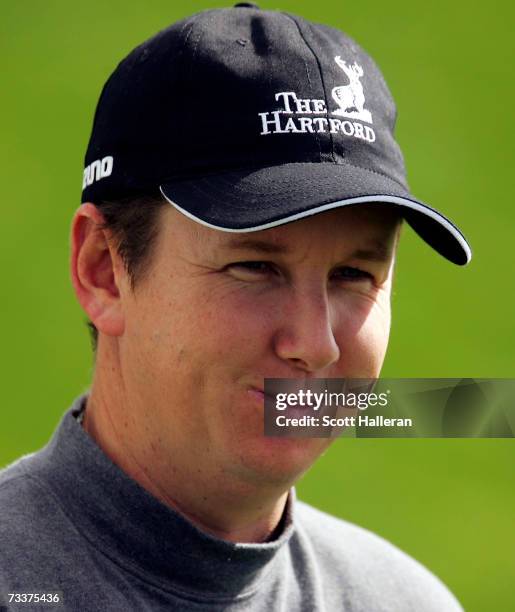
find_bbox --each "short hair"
[85,191,168,353]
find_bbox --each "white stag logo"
[331,56,373,124]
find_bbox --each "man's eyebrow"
[221,237,393,262]
[351,243,393,263]
[222,238,292,254]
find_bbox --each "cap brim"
[160,162,472,265]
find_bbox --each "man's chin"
[229,436,332,488]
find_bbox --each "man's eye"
[331,266,372,282]
[229,261,275,275]
[228,262,372,282]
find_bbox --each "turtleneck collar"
[31,394,297,600]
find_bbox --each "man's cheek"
[335,312,390,375]
[359,324,390,372]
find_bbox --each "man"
[0,5,471,611]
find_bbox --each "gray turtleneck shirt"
[0,394,463,611]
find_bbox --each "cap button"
[233,2,260,8]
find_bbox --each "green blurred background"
[1,1,513,610]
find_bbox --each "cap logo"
[331,57,372,124]
[82,155,113,189]
[257,56,375,142]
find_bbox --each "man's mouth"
[248,388,274,403]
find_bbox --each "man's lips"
[248,388,275,402]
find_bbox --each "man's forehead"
[167,205,400,264]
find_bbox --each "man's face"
[116,204,401,489]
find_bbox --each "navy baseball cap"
[81,4,472,265]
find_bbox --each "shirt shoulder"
[294,499,463,612]
[0,451,54,506]
[0,453,46,515]
[0,453,79,577]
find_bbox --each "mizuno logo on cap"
[82,156,114,189]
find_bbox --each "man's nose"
[273,287,341,373]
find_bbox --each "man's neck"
[82,376,291,544]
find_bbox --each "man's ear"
[70,203,126,338]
